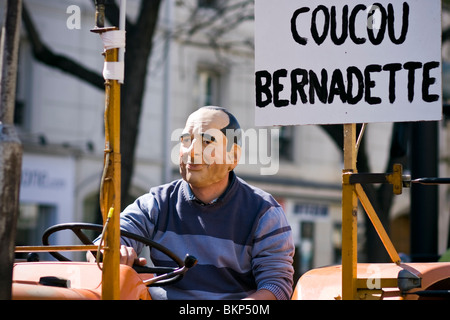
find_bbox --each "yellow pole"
[355,184,401,265]
[99,42,121,300]
[341,124,358,300]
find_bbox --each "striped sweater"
[119,172,295,300]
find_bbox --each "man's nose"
[188,138,203,161]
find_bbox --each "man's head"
[179,106,242,188]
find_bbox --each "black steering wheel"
[42,222,185,286]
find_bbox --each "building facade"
[5,0,450,277]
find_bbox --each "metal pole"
[94,0,106,29]
[162,0,173,183]
[91,0,124,300]
[118,0,126,83]
[0,0,23,300]
[100,45,121,300]
[355,184,401,265]
[341,124,358,300]
[410,121,438,261]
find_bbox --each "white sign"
[20,154,76,225]
[254,0,442,126]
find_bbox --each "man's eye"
[180,136,191,146]
[202,135,215,144]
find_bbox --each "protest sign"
[255,0,442,125]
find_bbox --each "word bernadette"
[256,61,440,107]
[255,2,440,108]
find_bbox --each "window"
[14,100,26,127]
[279,126,295,161]
[299,221,314,274]
[198,0,219,9]
[196,68,221,107]
[15,204,56,261]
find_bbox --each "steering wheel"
[42,222,185,286]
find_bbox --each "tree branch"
[22,3,104,90]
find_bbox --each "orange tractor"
[13,223,197,300]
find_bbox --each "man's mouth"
[186,163,204,170]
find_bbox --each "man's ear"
[227,143,241,170]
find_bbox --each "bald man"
[116,106,294,300]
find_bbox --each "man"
[114,106,294,300]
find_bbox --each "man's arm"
[87,194,157,265]
[251,206,295,300]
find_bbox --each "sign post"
[255,0,442,300]
[341,124,358,299]
[91,0,127,300]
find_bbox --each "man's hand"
[243,289,277,300]
[86,245,147,267]
[119,245,147,266]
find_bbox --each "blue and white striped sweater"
[119,172,295,300]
